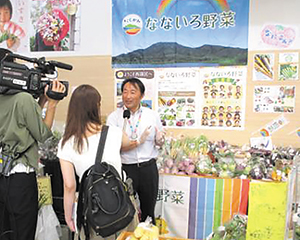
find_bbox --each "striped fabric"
[188,177,250,240]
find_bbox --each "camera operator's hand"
[38,80,65,108]
[42,80,66,129]
[45,80,66,105]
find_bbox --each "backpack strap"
[77,125,109,239]
[77,168,89,240]
[95,125,109,164]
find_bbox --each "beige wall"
[52,50,300,148]
[50,55,115,124]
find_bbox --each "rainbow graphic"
[122,14,143,35]
[124,26,141,35]
[157,0,230,17]
[260,128,270,137]
[188,178,249,239]
[297,129,300,137]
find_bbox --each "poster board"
[37,176,53,206]
[51,0,300,148]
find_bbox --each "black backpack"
[77,125,136,239]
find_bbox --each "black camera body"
[0,53,72,99]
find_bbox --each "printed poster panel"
[278,52,299,81]
[156,68,199,128]
[112,0,250,68]
[253,53,274,81]
[253,85,295,113]
[30,0,81,52]
[246,181,287,240]
[199,66,247,130]
[37,176,53,206]
[0,0,28,52]
[114,69,156,109]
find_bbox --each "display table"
[155,174,291,240]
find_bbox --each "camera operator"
[0,48,66,240]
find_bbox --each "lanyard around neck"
[127,109,142,140]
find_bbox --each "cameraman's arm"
[38,95,47,108]
[43,80,65,129]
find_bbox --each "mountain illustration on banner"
[112,42,248,68]
[112,0,250,68]
[156,0,230,17]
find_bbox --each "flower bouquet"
[36,8,69,47]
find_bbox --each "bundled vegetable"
[158,134,209,175]
[207,214,248,240]
[195,155,214,175]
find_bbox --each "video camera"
[0,53,72,99]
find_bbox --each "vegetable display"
[157,135,298,181]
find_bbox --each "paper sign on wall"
[258,115,289,136]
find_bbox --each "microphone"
[123,109,130,132]
[49,60,73,71]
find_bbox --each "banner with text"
[112,0,250,68]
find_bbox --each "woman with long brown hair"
[57,84,136,239]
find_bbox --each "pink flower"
[37,8,69,46]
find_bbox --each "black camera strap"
[46,89,66,100]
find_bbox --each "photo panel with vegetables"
[278,52,299,81]
[253,53,274,81]
[253,85,295,113]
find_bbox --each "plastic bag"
[35,205,62,240]
[129,217,159,240]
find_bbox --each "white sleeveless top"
[57,126,123,181]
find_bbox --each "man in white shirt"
[107,78,165,224]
